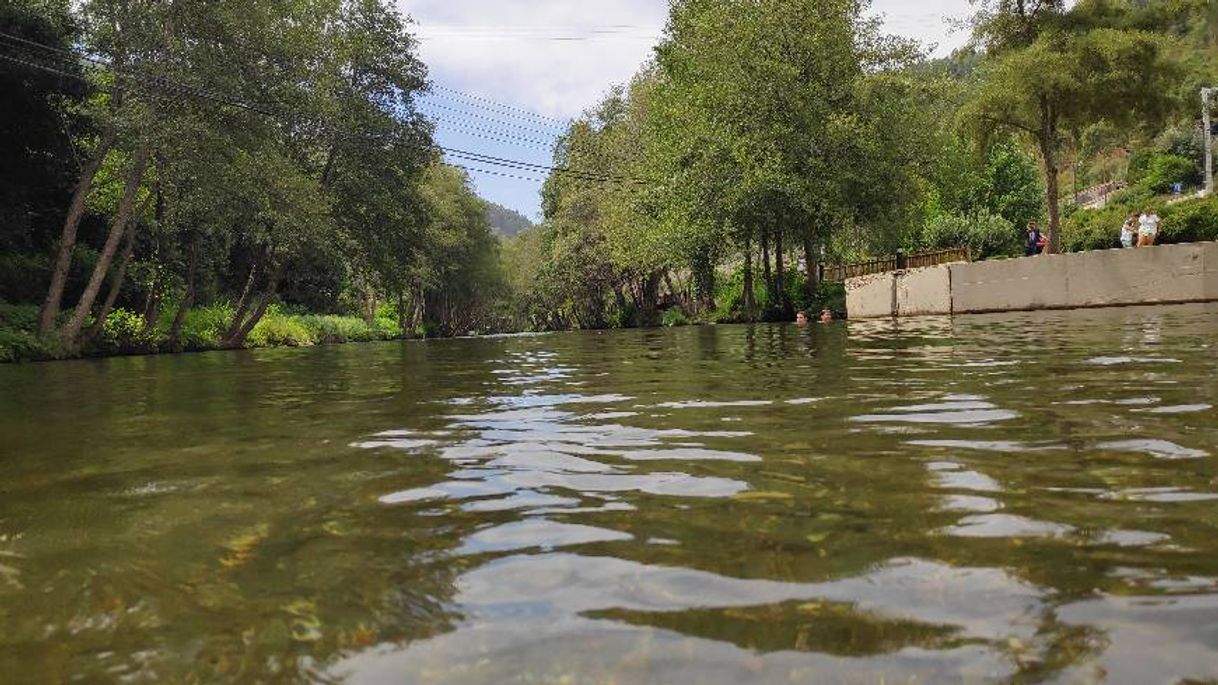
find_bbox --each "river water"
[1,304,1217,684]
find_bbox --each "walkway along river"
[1,305,1217,683]
[847,240,1218,319]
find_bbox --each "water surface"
[2,305,1218,683]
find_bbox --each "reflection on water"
[1,304,1218,683]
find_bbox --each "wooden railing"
[822,247,971,282]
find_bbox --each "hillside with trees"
[484,201,534,238]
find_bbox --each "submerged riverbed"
[1,304,1217,683]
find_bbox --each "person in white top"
[1120,214,1137,248]
[1137,209,1161,247]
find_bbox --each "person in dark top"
[1025,221,1044,256]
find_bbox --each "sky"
[397,0,976,221]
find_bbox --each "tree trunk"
[662,270,689,316]
[223,269,280,349]
[742,232,756,320]
[228,289,275,348]
[640,271,662,327]
[168,241,197,352]
[1038,99,1062,255]
[761,226,772,300]
[224,263,259,341]
[38,126,118,336]
[802,232,820,307]
[142,284,164,339]
[141,179,168,338]
[774,226,788,316]
[86,218,139,341]
[61,141,152,351]
[363,290,377,325]
[396,290,407,337]
[693,250,715,315]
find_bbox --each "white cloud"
[398,0,667,119]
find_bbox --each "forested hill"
[484,201,534,237]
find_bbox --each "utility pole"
[1205,87,1215,197]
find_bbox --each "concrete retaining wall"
[846,242,1218,319]
[844,272,896,320]
[895,265,953,317]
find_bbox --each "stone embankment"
[846,241,1218,319]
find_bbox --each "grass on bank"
[0,302,402,363]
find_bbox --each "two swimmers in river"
[796,309,835,325]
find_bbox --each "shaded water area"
[2,304,1218,684]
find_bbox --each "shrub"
[923,210,1020,260]
[0,303,39,332]
[179,304,234,350]
[1061,204,1128,253]
[247,307,314,347]
[97,308,154,352]
[1140,154,1201,194]
[0,328,57,363]
[1160,195,1218,245]
[662,309,689,327]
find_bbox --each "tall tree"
[963,0,1189,253]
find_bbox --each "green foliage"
[1061,205,1128,253]
[246,307,313,348]
[1062,194,1218,252]
[1160,195,1218,244]
[1138,154,1201,193]
[661,309,690,328]
[963,0,1190,250]
[713,267,766,324]
[296,314,397,344]
[930,141,1045,236]
[179,304,234,351]
[0,304,57,362]
[923,211,1021,260]
[0,303,39,332]
[96,308,154,352]
[0,328,56,363]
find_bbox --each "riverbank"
[847,240,1218,319]
[0,303,403,363]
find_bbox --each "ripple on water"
[939,495,1003,513]
[853,397,1018,425]
[943,514,1074,539]
[363,392,759,513]
[910,440,1067,453]
[329,554,1045,684]
[1102,488,1218,503]
[1085,356,1183,366]
[933,469,1004,493]
[1141,404,1214,415]
[1096,439,1209,460]
[456,521,634,556]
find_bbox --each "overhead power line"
[432,120,559,150]
[444,148,642,185]
[431,84,569,127]
[420,100,564,138]
[0,32,654,186]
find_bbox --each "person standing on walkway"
[1025,222,1045,256]
[1120,214,1138,248]
[1137,209,1162,247]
